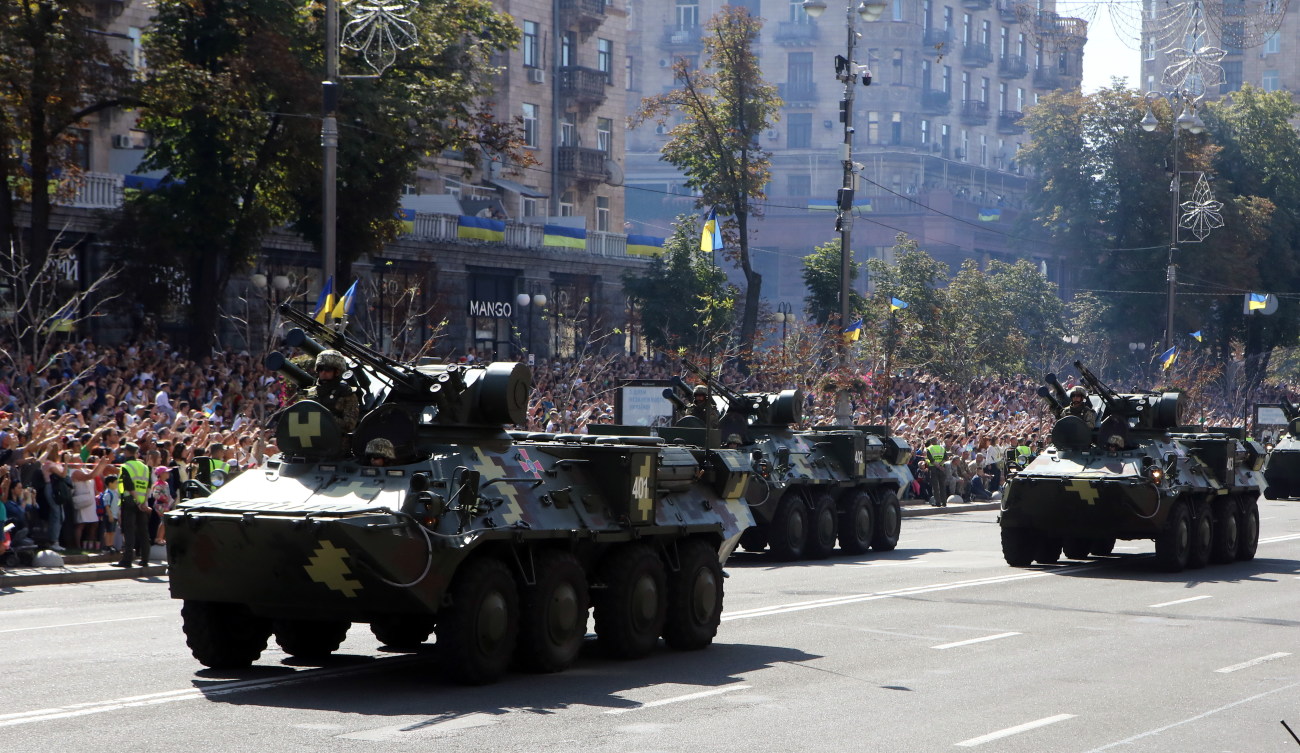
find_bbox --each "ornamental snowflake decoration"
[341,0,419,74]
[1179,173,1223,242]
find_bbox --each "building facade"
[1139,1,1293,100]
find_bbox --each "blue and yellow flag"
[626,234,667,257]
[1189,330,1202,342]
[1248,293,1268,310]
[978,208,1002,222]
[396,208,415,235]
[890,297,909,312]
[457,215,506,242]
[543,224,587,250]
[332,279,359,320]
[1159,346,1178,371]
[843,318,864,342]
[701,208,722,253]
[313,276,334,324]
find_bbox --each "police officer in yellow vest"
[926,438,948,507]
[201,442,230,481]
[113,443,152,568]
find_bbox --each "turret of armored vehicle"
[165,306,755,684]
[1261,399,1300,499]
[999,363,1263,572]
[658,361,911,562]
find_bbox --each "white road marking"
[932,632,1021,650]
[0,615,160,634]
[1261,532,1300,544]
[844,560,926,568]
[1082,680,1300,752]
[955,714,1075,747]
[1149,595,1213,608]
[1214,652,1291,674]
[338,713,501,740]
[604,684,751,715]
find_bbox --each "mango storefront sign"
[468,299,514,317]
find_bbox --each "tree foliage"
[801,238,864,326]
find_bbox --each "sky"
[1070,4,1145,93]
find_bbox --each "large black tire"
[768,492,808,561]
[1237,499,1260,561]
[435,556,520,685]
[1262,485,1279,500]
[1090,538,1116,556]
[1035,536,1063,565]
[1062,538,1093,560]
[273,618,350,660]
[837,490,874,555]
[181,600,272,670]
[593,543,667,659]
[1155,502,1191,572]
[1002,526,1037,567]
[738,526,768,553]
[370,616,436,650]
[1187,500,1214,569]
[663,539,723,651]
[516,550,589,673]
[1209,498,1240,565]
[871,489,902,552]
[804,492,838,559]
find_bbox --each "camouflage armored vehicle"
[658,362,912,562]
[166,306,755,685]
[999,363,1263,572]
[1261,400,1300,499]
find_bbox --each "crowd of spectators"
[0,335,1287,561]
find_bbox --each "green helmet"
[315,349,346,374]
[693,385,709,397]
[364,437,395,460]
[1069,386,1086,399]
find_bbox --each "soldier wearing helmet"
[364,437,395,466]
[306,349,360,433]
[1064,385,1097,424]
[688,384,717,424]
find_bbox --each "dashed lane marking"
[1149,595,1213,608]
[604,684,751,715]
[931,632,1021,650]
[955,714,1075,747]
[1214,652,1291,674]
[1082,681,1300,752]
[0,615,160,634]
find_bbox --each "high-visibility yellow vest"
[120,459,150,504]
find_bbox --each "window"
[560,31,575,67]
[998,82,1008,110]
[942,65,952,93]
[981,76,990,103]
[1262,70,1280,91]
[890,112,902,144]
[1017,32,1026,59]
[960,129,969,161]
[920,118,931,144]
[677,0,699,28]
[1264,31,1280,54]
[940,123,951,152]
[980,134,988,165]
[596,196,610,232]
[788,112,812,148]
[788,52,814,87]
[626,55,635,89]
[1016,87,1024,111]
[789,0,812,22]
[69,128,90,170]
[921,59,932,89]
[522,103,538,147]
[522,21,540,68]
[943,6,953,30]
[787,173,811,196]
[1222,23,1242,55]
[1222,61,1242,92]
[980,20,991,46]
[559,192,575,216]
[893,0,904,21]
[922,0,932,29]
[866,111,880,143]
[962,13,972,44]
[1000,26,1009,57]
[560,113,578,147]
[597,39,613,81]
[597,117,613,153]
[961,70,971,100]
[1143,34,1155,61]
[893,49,904,84]
[522,198,539,217]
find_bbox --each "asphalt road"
[3,502,1298,752]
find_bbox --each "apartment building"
[1139,1,1293,99]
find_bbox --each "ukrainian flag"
[1159,346,1178,371]
[626,234,667,257]
[890,297,909,311]
[396,208,415,235]
[332,279,359,319]
[978,208,1002,222]
[1189,330,1202,342]
[543,224,587,250]
[1248,293,1268,310]
[45,301,76,333]
[457,215,506,242]
[313,276,334,324]
[843,318,864,342]
[701,208,722,253]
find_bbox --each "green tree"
[802,238,864,326]
[633,5,779,346]
[865,235,949,369]
[986,259,1067,375]
[623,216,735,352]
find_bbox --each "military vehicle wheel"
[871,490,902,552]
[1187,501,1214,569]
[1062,538,1092,560]
[739,526,768,552]
[1155,502,1191,572]
[837,490,874,554]
[593,544,667,659]
[663,539,723,651]
[274,618,350,659]
[370,616,435,650]
[1209,498,1240,564]
[435,556,519,685]
[1236,500,1260,561]
[1001,527,1037,567]
[1263,485,1279,500]
[181,600,272,670]
[768,492,808,561]
[1090,538,1116,556]
[805,493,838,559]
[516,550,589,673]
[1034,537,1063,565]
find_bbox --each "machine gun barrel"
[680,358,744,408]
[1037,385,1064,415]
[662,387,690,411]
[1044,373,1070,404]
[279,303,431,396]
[1074,361,1121,409]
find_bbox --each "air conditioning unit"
[658,58,670,68]
[765,129,780,140]
[112,134,133,149]
[527,67,545,84]
[655,123,668,135]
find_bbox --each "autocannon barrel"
[284,328,326,357]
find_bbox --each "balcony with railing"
[921,89,952,114]
[778,82,819,105]
[996,0,1022,22]
[403,213,637,258]
[1033,66,1062,89]
[922,27,952,52]
[962,0,992,10]
[774,20,820,45]
[998,54,1028,78]
[557,146,608,183]
[558,66,608,107]
[962,42,993,68]
[660,26,703,49]
[960,99,990,125]
[558,0,605,34]
[997,110,1024,134]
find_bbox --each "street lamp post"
[776,301,793,366]
[1140,90,1206,353]
[1128,341,1147,383]
[516,289,547,361]
[802,0,886,425]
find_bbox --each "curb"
[902,501,1001,517]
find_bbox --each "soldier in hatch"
[688,385,718,425]
[305,349,360,433]
[1064,386,1097,425]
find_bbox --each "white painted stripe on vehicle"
[1083,681,1300,752]
[1149,595,1213,608]
[932,632,1021,650]
[0,615,160,634]
[1214,652,1291,674]
[955,714,1075,747]
[604,684,751,715]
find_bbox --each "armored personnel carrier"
[999,363,1263,572]
[166,306,755,685]
[1261,400,1300,499]
[658,362,912,562]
